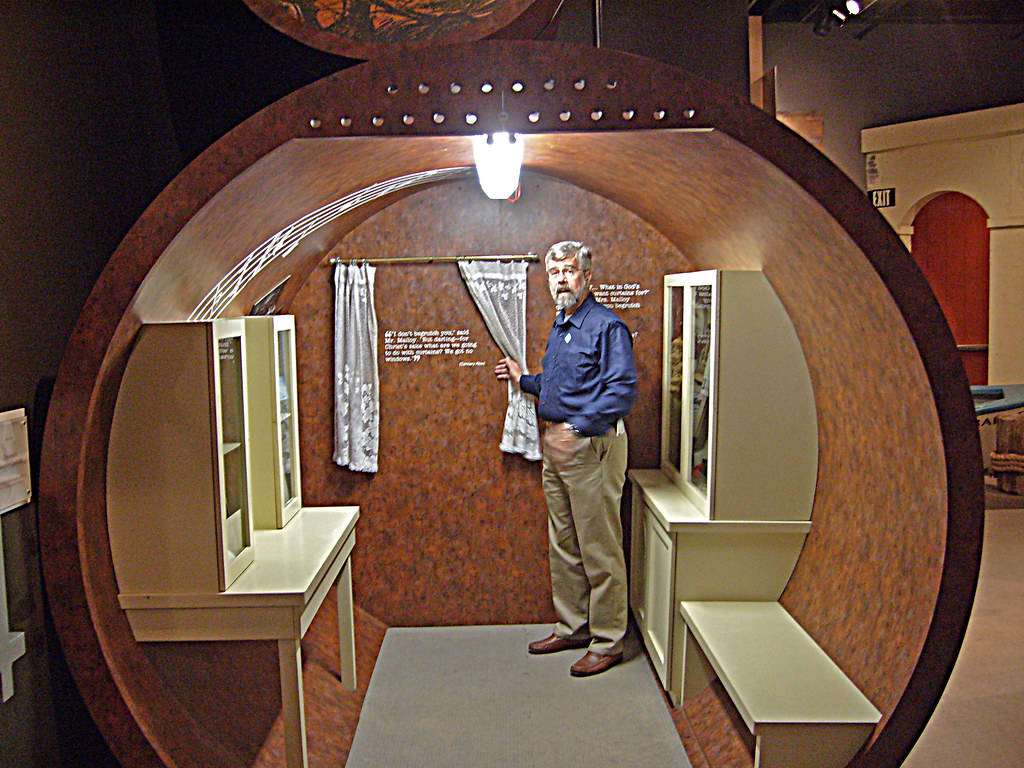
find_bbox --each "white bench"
[679,601,881,768]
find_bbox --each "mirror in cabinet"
[688,283,713,496]
[107,319,256,595]
[245,315,303,529]
[663,276,717,516]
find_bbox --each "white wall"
[862,104,1024,382]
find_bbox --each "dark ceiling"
[749,0,1024,24]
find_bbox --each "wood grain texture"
[293,176,679,627]
[36,40,981,768]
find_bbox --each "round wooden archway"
[38,40,982,768]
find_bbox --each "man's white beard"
[553,287,582,311]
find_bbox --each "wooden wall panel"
[291,175,689,626]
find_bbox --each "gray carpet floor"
[345,623,692,768]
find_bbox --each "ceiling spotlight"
[812,0,861,35]
[833,0,861,20]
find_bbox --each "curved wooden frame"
[38,41,982,768]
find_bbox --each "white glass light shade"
[472,132,523,200]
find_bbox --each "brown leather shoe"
[528,633,591,654]
[569,650,623,677]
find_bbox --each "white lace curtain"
[458,260,541,461]
[334,262,380,472]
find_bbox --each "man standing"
[495,241,636,677]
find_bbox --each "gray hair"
[545,240,592,273]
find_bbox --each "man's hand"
[543,422,586,467]
[494,357,523,388]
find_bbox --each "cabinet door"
[642,508,674,685]
[629,489,647,624]
[274,322,302,524]
[662,273,717,517]
[685,283,714,501]
[213,321,255,589]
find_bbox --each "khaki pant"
[541,425,629,656]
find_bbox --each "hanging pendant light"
[472,132,523,200]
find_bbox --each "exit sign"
[870,187,895,208]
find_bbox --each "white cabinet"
[631,269,819,704]
[107,318,358,768]
[630,494,675,686]
[245,316,302,529]
[661,270,818,521]
[108,319,255,593]
[630,471,812,704]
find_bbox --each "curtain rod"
[327,253,538,265]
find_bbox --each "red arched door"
[911,191,990,385]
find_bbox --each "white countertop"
[629,469,811,534]
[119,505,359,610]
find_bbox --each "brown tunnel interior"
[38,42,982,768]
